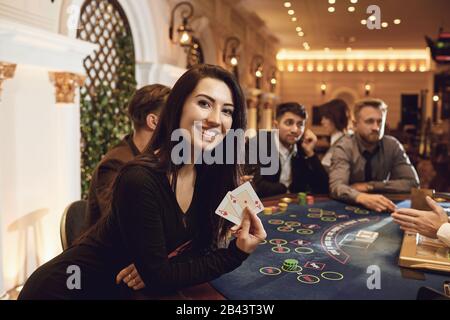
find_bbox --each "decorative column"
[48,72,86,104]
[260,93,278,130]
[0,62,17,101]
[245,88,261,138]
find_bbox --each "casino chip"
[281,197,293,204]
[298,192,307,206]
[278,202,288,212]
[282,258,299,271]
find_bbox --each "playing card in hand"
[215,192,242,225]
[229,182,264,216]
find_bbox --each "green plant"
[80,32,136,198]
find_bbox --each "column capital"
[48,72,86,104]
[0,62,17,101]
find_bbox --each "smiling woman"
[179,78,235,152]
[17,64,266,300]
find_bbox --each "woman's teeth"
[202,130,218,142]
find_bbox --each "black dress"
[18,165,248,300]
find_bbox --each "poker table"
[204,194,450,300]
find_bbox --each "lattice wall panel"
[77,0,133,98]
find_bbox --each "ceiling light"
[296,27,302,32]
[284,2,291,8]
[298,31,304,36]
[291,17,297,22]
[433,95,439,102]
[350,0,358,3]
[394,19,401,25]
[328,7,335,13]
[328,0,336,4]
[288,9,295,15]
[361,19,367,25]
[382,22,388,28]
[348,6,355,12]
[369,16,376,21]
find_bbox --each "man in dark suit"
[245,102,329,198]
[85,84,170,228]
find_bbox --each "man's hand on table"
[350,182,373,193]
[355,193,396,213]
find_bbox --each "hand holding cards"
[215,182,267,254]
[215,182,264,226]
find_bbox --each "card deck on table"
[355,230,379,243]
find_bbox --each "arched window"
[77,0,137,197]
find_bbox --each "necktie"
[363,151,373,182]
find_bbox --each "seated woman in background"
[18,64,266,300]
[319,99,351,172]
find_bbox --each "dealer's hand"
[391,196,448,238]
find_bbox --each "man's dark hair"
[127,84,171,130]
[276,102,307,120]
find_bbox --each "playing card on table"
[215,192,242,225]
[229,182,264,215]
[355,230,379,243]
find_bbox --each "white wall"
[0,0,62,32]
[280,71,434,135]
[0,6,95,293]
[0,65,82,291]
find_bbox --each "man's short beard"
[360,133,380,145]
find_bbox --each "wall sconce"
[268,66,278,92]
[0,62,17,101]
[49,72,86,104]
[365,83,372,96]
[223,36,241,67]
[169,2,194,50]
[320,82,327,95]
[251,55,264,89]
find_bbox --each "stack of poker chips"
[281,197,292,204]
[306,195,315,205]
[298,192,307,206]
[278,202,288,212]
[278,197,291,212]
[264,207,273,215]
[283,259,299,271]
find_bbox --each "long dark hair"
[319,99,350,132]
[131,64,247,247]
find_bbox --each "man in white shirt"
[245,102,329,198]
[391,196,450,247]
